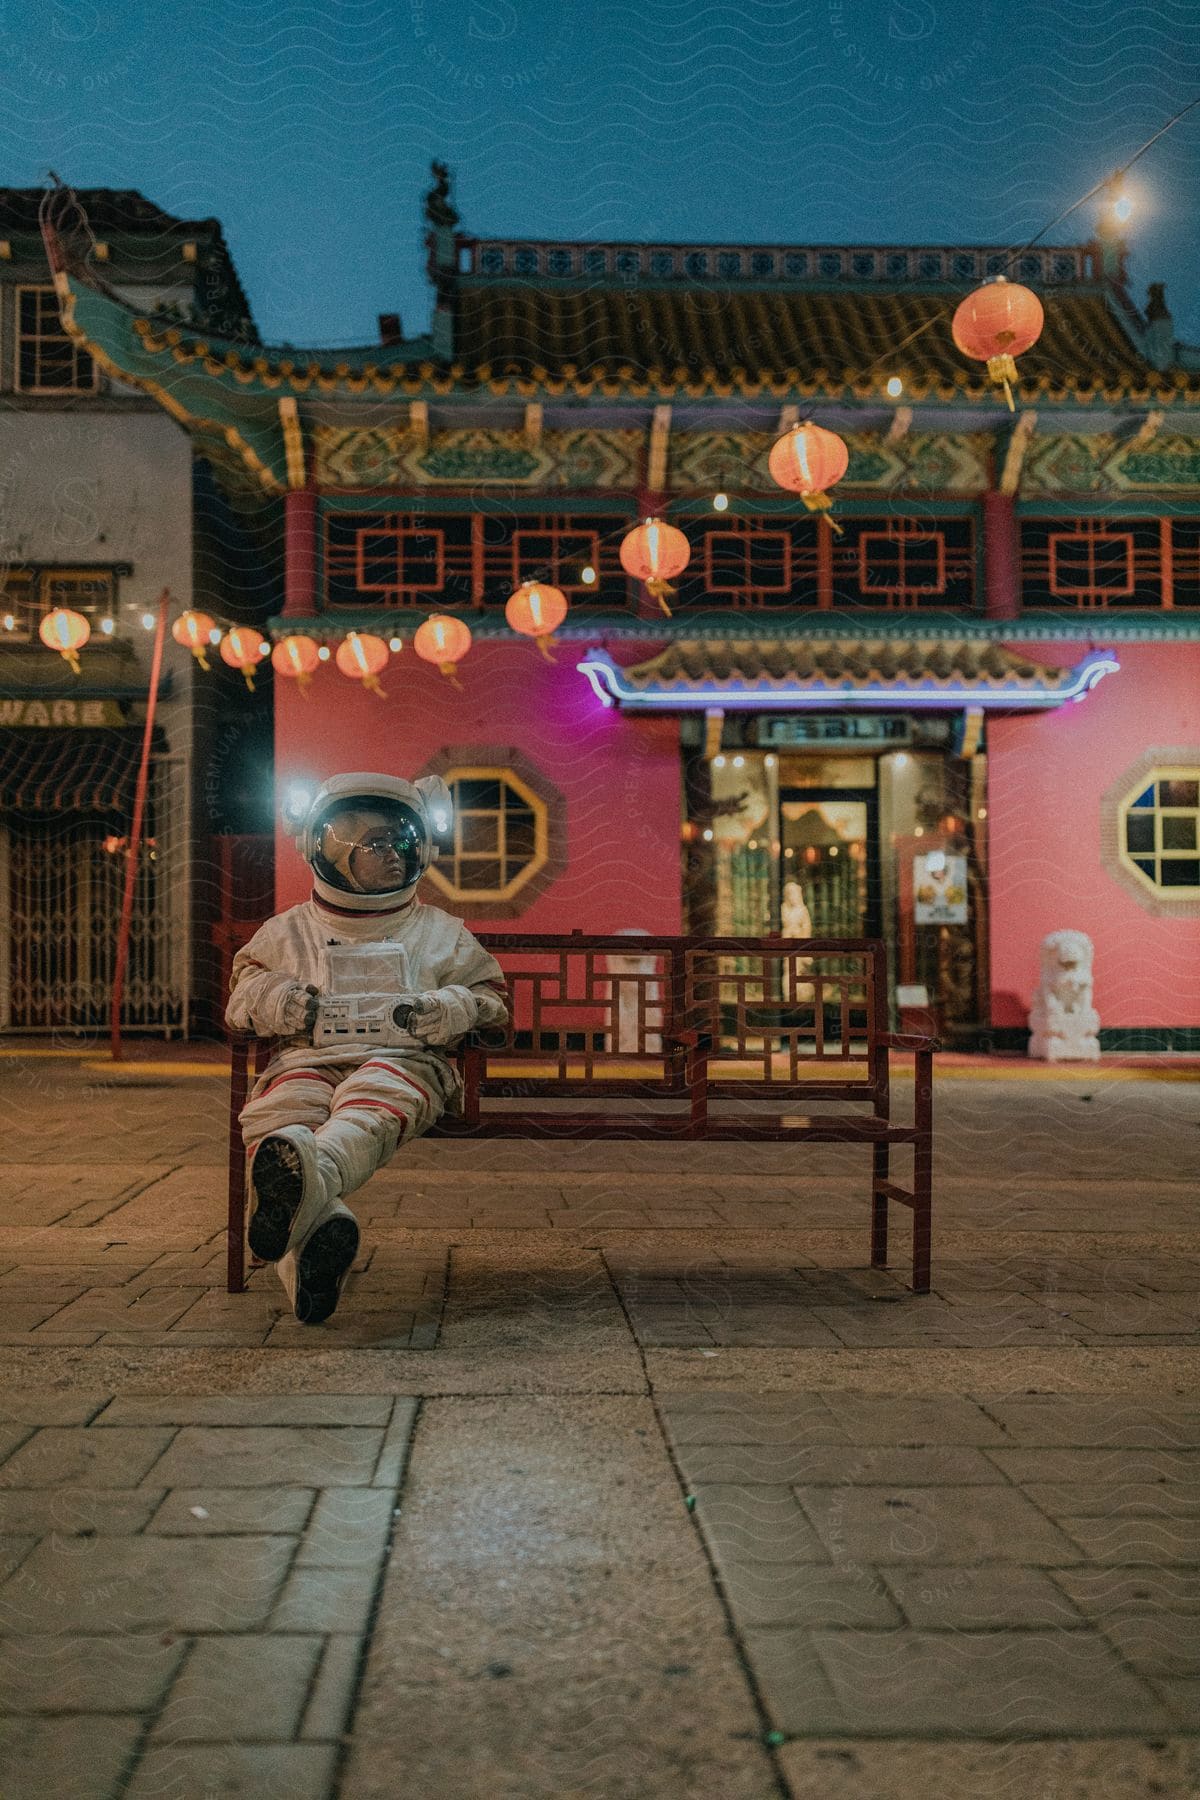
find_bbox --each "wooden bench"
[227,934,936,1295]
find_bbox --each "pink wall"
[273,639,683,933]
[988,642,1200,1027]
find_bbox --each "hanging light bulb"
[712,491,729,512]
[886,376,903,398]
[580,565,597,585]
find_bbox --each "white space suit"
[226,771,508,1323]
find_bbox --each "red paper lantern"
[414,614,472,688]
[951,276,1044,410]
[767,423,850,528]
[505,580,568,659]
[619,519,691,616]
[171,608,217,670]
[334,630,390,698]
[39,607,90,674]
[271,633,320,696]
[219,625,270,691]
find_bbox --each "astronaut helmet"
[288,772,453,914]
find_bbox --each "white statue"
[1028,930,1101,1062]
[781,880,813,937]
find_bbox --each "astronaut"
[226,772,508,1324]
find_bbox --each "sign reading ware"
[0,699,128,728]
[758,715,911,749]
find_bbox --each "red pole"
[110,588,170,1061]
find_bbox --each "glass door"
[778,788,879,939]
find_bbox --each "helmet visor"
[312,797,428,896]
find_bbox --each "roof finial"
[425,161,459,229]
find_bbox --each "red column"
[284,488,317,617]
[983,491,1020,619]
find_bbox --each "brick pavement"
[0,1049,1196,1796]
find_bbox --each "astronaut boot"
[275,1150,359,1325]
[248,1125,324,1263]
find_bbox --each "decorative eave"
[265,609,1200,646]
[575,642,1120,712]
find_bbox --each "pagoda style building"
[43,165,1200,1046]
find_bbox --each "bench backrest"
[473,934,888,1104]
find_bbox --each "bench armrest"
[880,1032,940,1053]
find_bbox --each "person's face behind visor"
[349,819,422,892]
[316,799,428,896]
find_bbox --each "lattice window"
[1021,518,1165,608]
[857,526,947,602]
[835,518,974,609]
[15,287,98,393]
[704,526,792,595]
[424,768,548,903]
[323,510,627,610]
[1120,770,1200,897]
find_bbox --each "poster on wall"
[914,852,968,924]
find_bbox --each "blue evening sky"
[3,0,1197,345]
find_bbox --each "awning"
[0,729,167,816]
[576,640,1119,712]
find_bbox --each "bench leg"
[912,1138,932,1294]
[870,1143,889,1267]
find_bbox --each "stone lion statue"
[1028,930,1100,1062]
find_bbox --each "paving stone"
[0,1535,35,1580]
[0,1395,107,1427]
[819,1396,1011,1445]
[776,1738,1200,1800]
[986,1447,1200,1486]
[1021,1479,1200,1518]
[0,1423,35,1463]
[978,1399,1200,1448]
[691,1484,830,1564]
[299,1634,361,1741]
[793,1484,1085,1565]
[660,1394,843,1446]
[880,1565,1086,1628]
[0,1632,184,1712]
[125,1742,339,1799]
[1096,1610,1200,1677]
[0,1534,294,1633]
[1050,1566,1200,1616]
[269,1563,378,1634]
[371,1397,419,1488]
[720,1561,900,1628]
[0,1714,141,1800]
[144,1425,383,1488]
[152,1633,324,1741]
[147,1487,316,1535]
[97,1394,392,1427]
[752,1626,1172,1736]
[41,1287,203,1331]
[297,1486,394,1567]
[1147,1677,1200,1729]
[1057,1515,1200,1564]
[674,1443,1005,1487]
[0,1426,174,1489]
[0,1487,163,1535]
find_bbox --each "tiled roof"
[580,638,1121,708]
[453,287,1159,400]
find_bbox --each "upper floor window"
[1021,518,1200,610]
[1,569,115,643]
[15,286,98,394]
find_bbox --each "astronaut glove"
[407,985,480,1045]
[278,982,321,1036]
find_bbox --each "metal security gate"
[0,761,186,1034]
